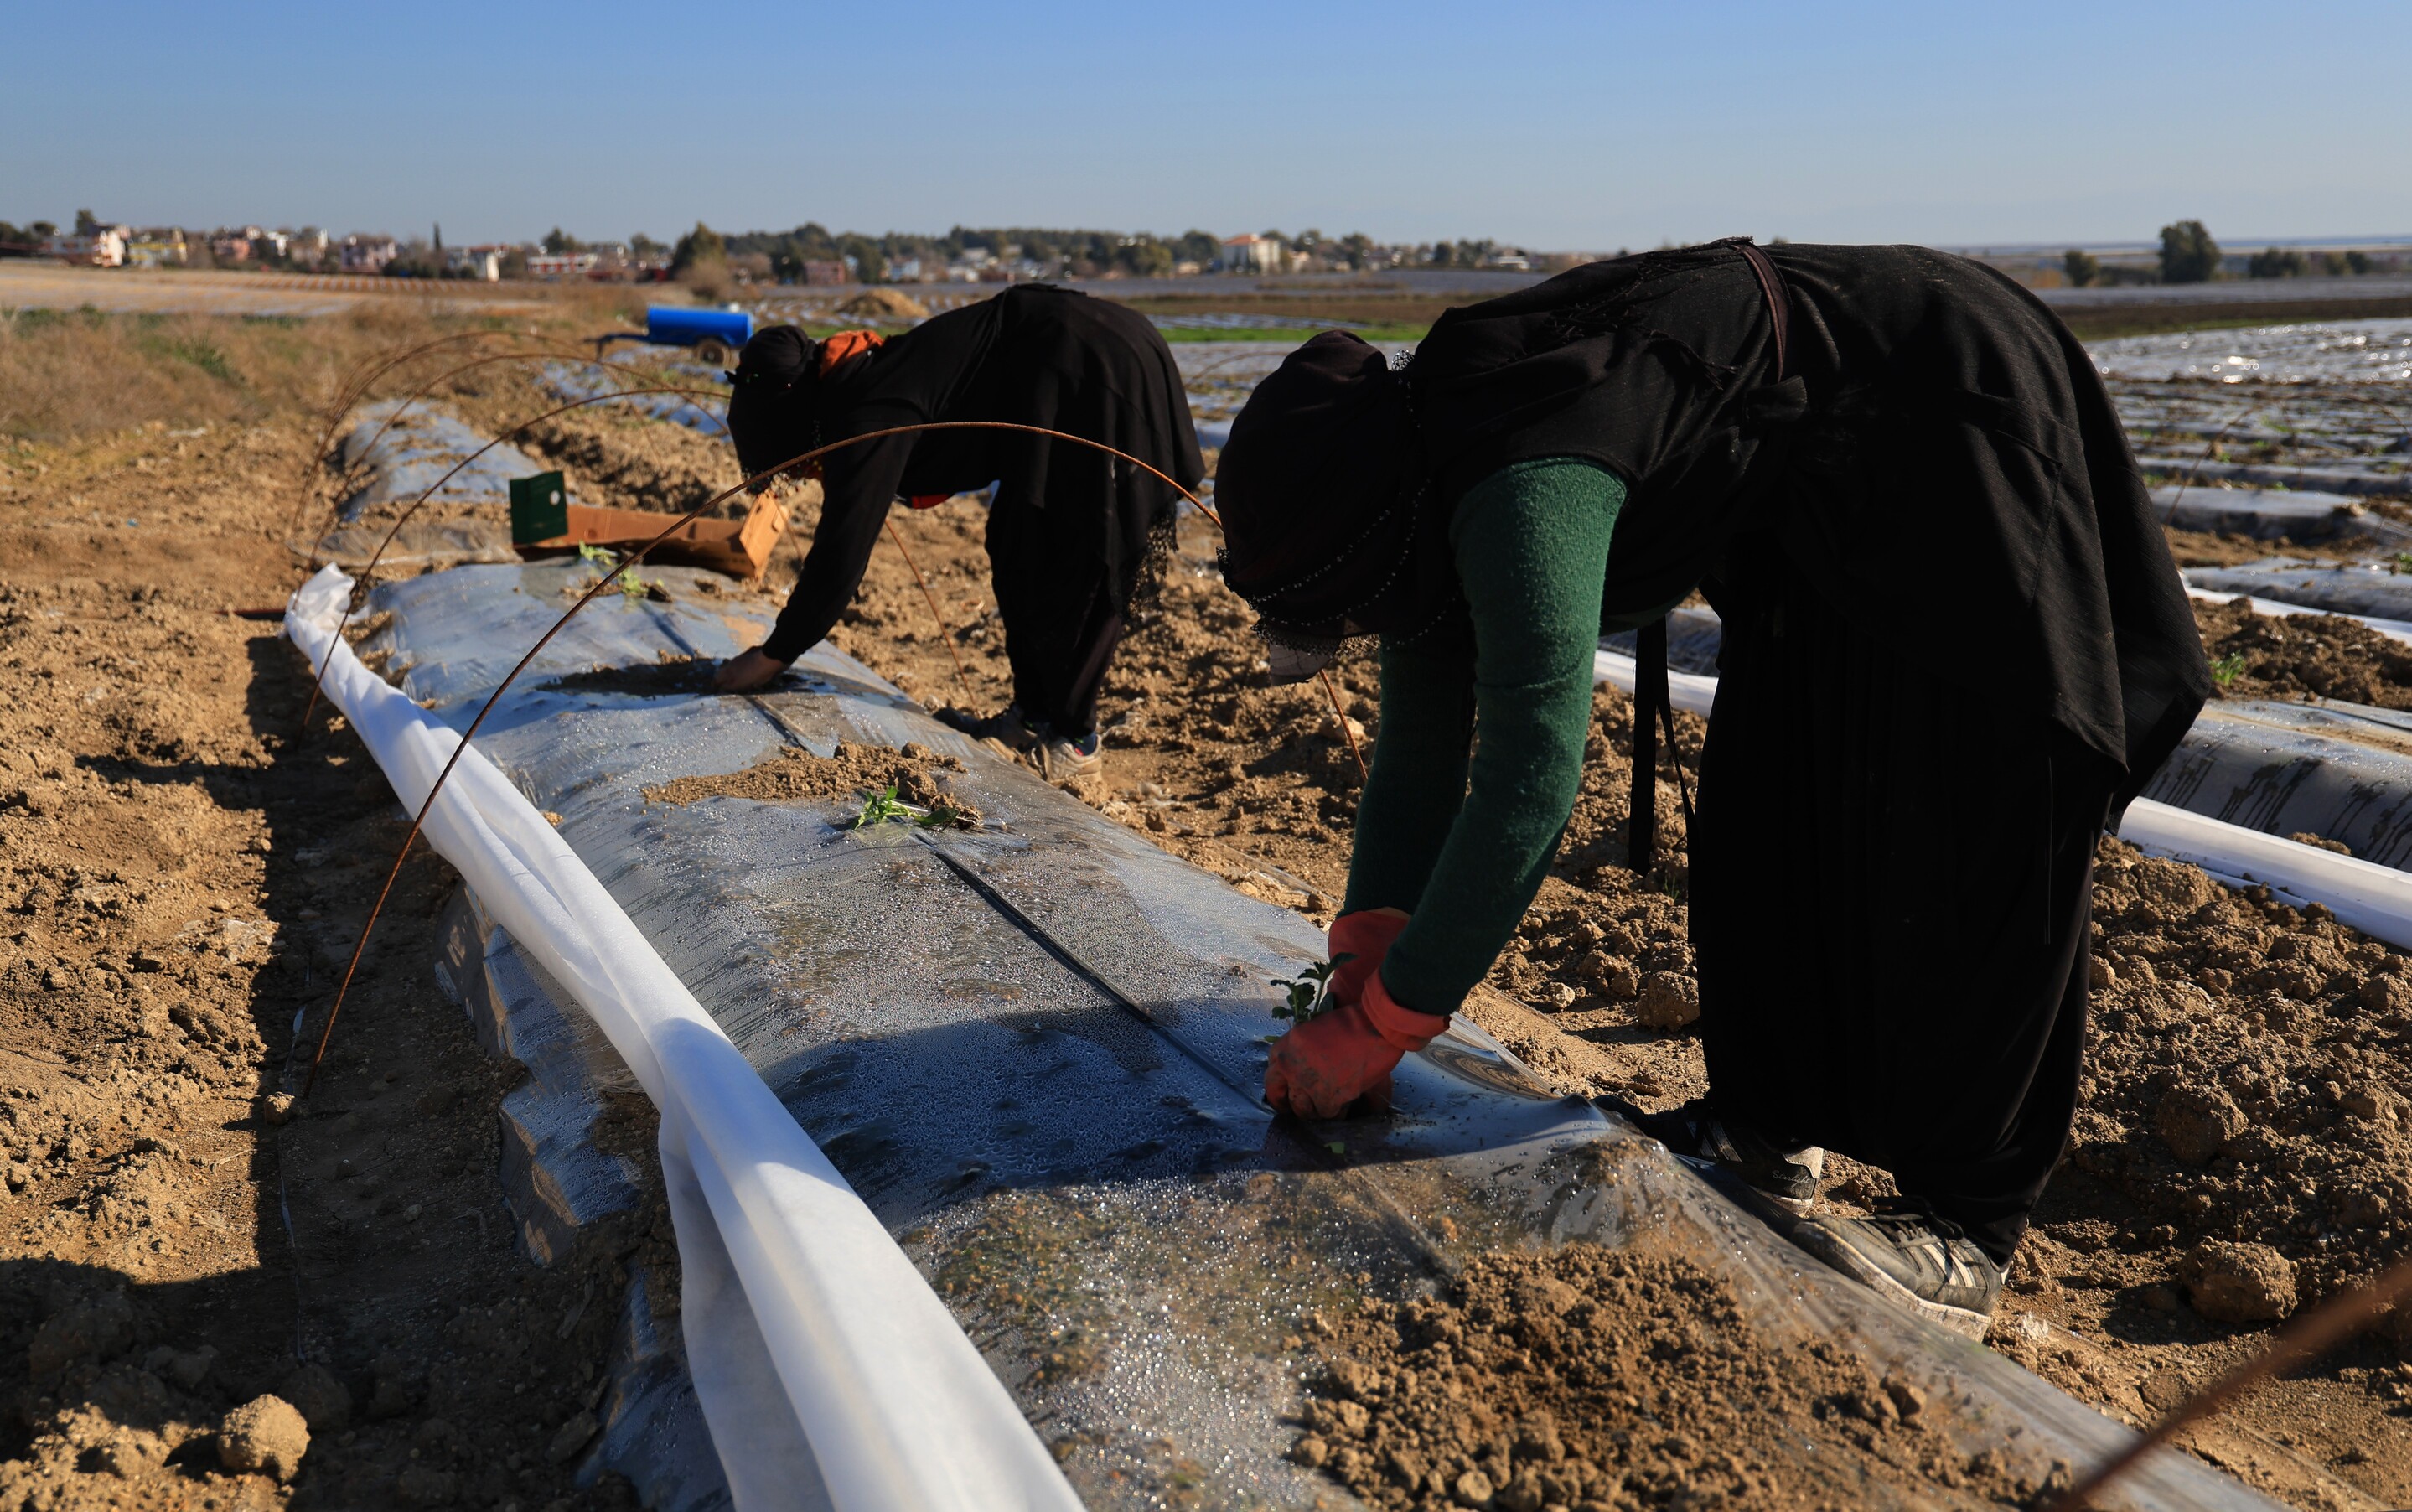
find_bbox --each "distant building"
[527,251,601,279]
[446,245,506,281]
[46,226,128,267]
[123,229,187,268]
[798,260,849,286]
[210,232,253,264]
[1218,235,1282,275]
[288,228,330,267]
[339,236,397,273]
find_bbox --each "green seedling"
[1270,955,1351,1023]
[570,541,650,602]
[850,783,975,831]
[2392,551,2412,576]
[2212,651,2249,686]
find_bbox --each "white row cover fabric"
[285,566,1082,1512]
[2185,584,2412,647]
[2116,798,2412,950]
[1591,636,2412,945]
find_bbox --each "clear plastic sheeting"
[541,360,732,437]
[2090,316,2412,385]
[2145,699,2412,873]
[1601,605,1724,676]
[335,399,556,523]
[2153,484,2412,542]
[2187,559,2412,621]
[316,556,2281,1512]
[282,565,1082,1512]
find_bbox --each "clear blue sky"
[4,1,2406,251]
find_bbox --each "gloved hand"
[1325,908,1410,1009]
[1265,969,1451,1120]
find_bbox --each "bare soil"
[2196,597,2412,711]
[1297,1244,2057,1512]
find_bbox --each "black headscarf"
[1214,331,1462,654]
[726,324,820,483]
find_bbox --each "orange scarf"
[820,329,948,508]
[816,328,884,373]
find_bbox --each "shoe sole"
[1788,1224,1995,1341]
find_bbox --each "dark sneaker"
[1793,1203,2004,1339]
[936,704,1039,752]
[1630,1098,1825,1214]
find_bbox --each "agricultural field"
[1,295,2410,1509]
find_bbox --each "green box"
[509,471,568,544]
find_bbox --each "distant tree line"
[2058,220,2402,287]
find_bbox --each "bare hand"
[713,647,786,693]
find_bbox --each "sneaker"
[1037,728,1103,782]
[937,704,1038,753]
[1792,1202,2005,1339]
[1631,1098,1825,1214]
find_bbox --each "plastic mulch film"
[335,398,556,523]
[540,359,731,436]
[2151,484,2412,547]
[2187,559,2412,621]
[287,566,1080,1512]
[300,556,2287,1511]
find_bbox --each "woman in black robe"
[715,286,1203,774]
[1216,241,2208,1334]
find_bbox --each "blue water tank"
[644,305,754,350]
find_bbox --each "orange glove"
[1265,969,1451,1120]
[1325,909,1409,1009]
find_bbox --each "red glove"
[1325,909,1409,1009]
[1265,968,1451,1120]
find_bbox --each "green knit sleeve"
[1358,458,1623,1016]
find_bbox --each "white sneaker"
[1037,730,1103,781]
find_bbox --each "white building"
[46,226,129,267]
[339,236,398,273]
[1219,234,1284,275]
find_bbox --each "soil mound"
[2195,597,2412,709]
[836,288,931,322]
[2067,841,2412,1310]
[640,739,980,826]
[1297,1244,2058,1511]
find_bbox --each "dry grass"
[0,285,647,441]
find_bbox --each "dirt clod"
[1633,971,1700,1030]
[2180,1240,2301,1323]
[217,1395,310,1482]
[2156,1083,2249,1164]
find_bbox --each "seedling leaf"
[1269,953,1354,1023]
